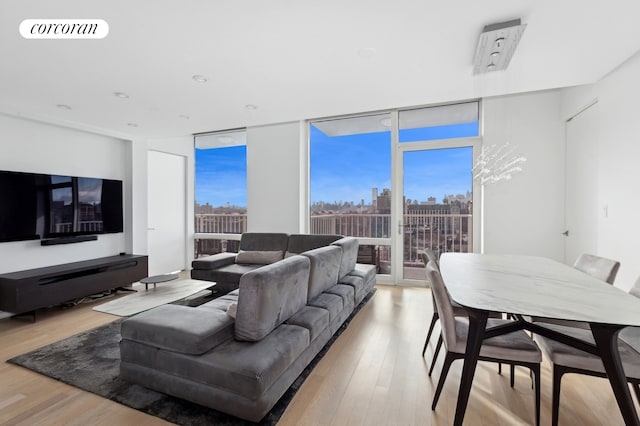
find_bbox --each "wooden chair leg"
[432,352,456,410]
[533,365,541,426]
[429,334,443,376]
[551,364,566,426]
[633,382,640,405]
[422,313,439,356]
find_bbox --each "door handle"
[562,230,569,236]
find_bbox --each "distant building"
[376,188,391,213]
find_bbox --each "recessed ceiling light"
[114,92,129,99]
[56,104,72,110]
[192,75,208,83]
[245,104,258,111]
[127,123,138,127]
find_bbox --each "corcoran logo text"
[19,19,109,39]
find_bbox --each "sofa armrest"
[192,252,237,270]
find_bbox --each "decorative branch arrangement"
[472,143,526,185]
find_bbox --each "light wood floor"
[0,285,634,425]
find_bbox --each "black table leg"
[590,323,640,426]
[453,309,489,426]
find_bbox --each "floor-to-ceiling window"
[396,102,479,282]
[309,101,480,284]
[309,113,393,277]
[194,129,247,258]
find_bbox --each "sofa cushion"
[285,234,342,257]
[302,245,342,302]
[192,263,262,284]
[121,304,234,355]
[192,252,237,270]
[238,232,289,252]
[286,305,330,342]
[331,237,359,279]
[198,292,239,313]
[235,250,284,265]
[339,274,365,294]
[348,263,376,290]
[325,284,355,307]
[308,292,343,323]
[235,255,310,341]
[153,323,310,400]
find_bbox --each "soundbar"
[41,235,98,246]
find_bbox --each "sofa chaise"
[119,235,376,422]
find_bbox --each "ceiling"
[1,0,639,139]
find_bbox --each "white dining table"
[439,253,640,426]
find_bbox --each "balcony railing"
[195,214,247,234]
[309,213,472,255]
[195,212,471,263]
[54,221,104,233]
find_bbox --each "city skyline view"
[195,122,476,209]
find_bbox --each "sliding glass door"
[309,101,481,285]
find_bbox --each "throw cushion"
[235,250,284,264]
[226,302,237,318]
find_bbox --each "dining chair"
[573,253,621,284]
[420,250,507,377]
[535,323,640,426]
[531,253,621,330]
[420,249,461,357]
[426,262,542,426]
[533,275,640,426]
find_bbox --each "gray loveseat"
[119,235,376,422]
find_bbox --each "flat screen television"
[0,170,124,243]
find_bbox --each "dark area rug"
[8,289,375,425]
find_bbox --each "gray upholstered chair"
[573,253,621,284]
[532,253,621,330]
[420,250,507,377]
[426,262,542,426]
[534,275,640,426]
[535,325,640,426]
[420,249,467,357]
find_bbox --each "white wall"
[482,90,566,260]
[0,114,130,273]
[561,51,640,290]
[246,122,305,233]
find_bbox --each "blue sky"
[309,123,475,205]
[195,145,247,207]
[195,122,476,208]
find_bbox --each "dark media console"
[0,254,148,315]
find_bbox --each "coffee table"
[140,273,179,290]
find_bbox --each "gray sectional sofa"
[119,234,376,422]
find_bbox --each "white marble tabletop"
[439,253,640,326]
